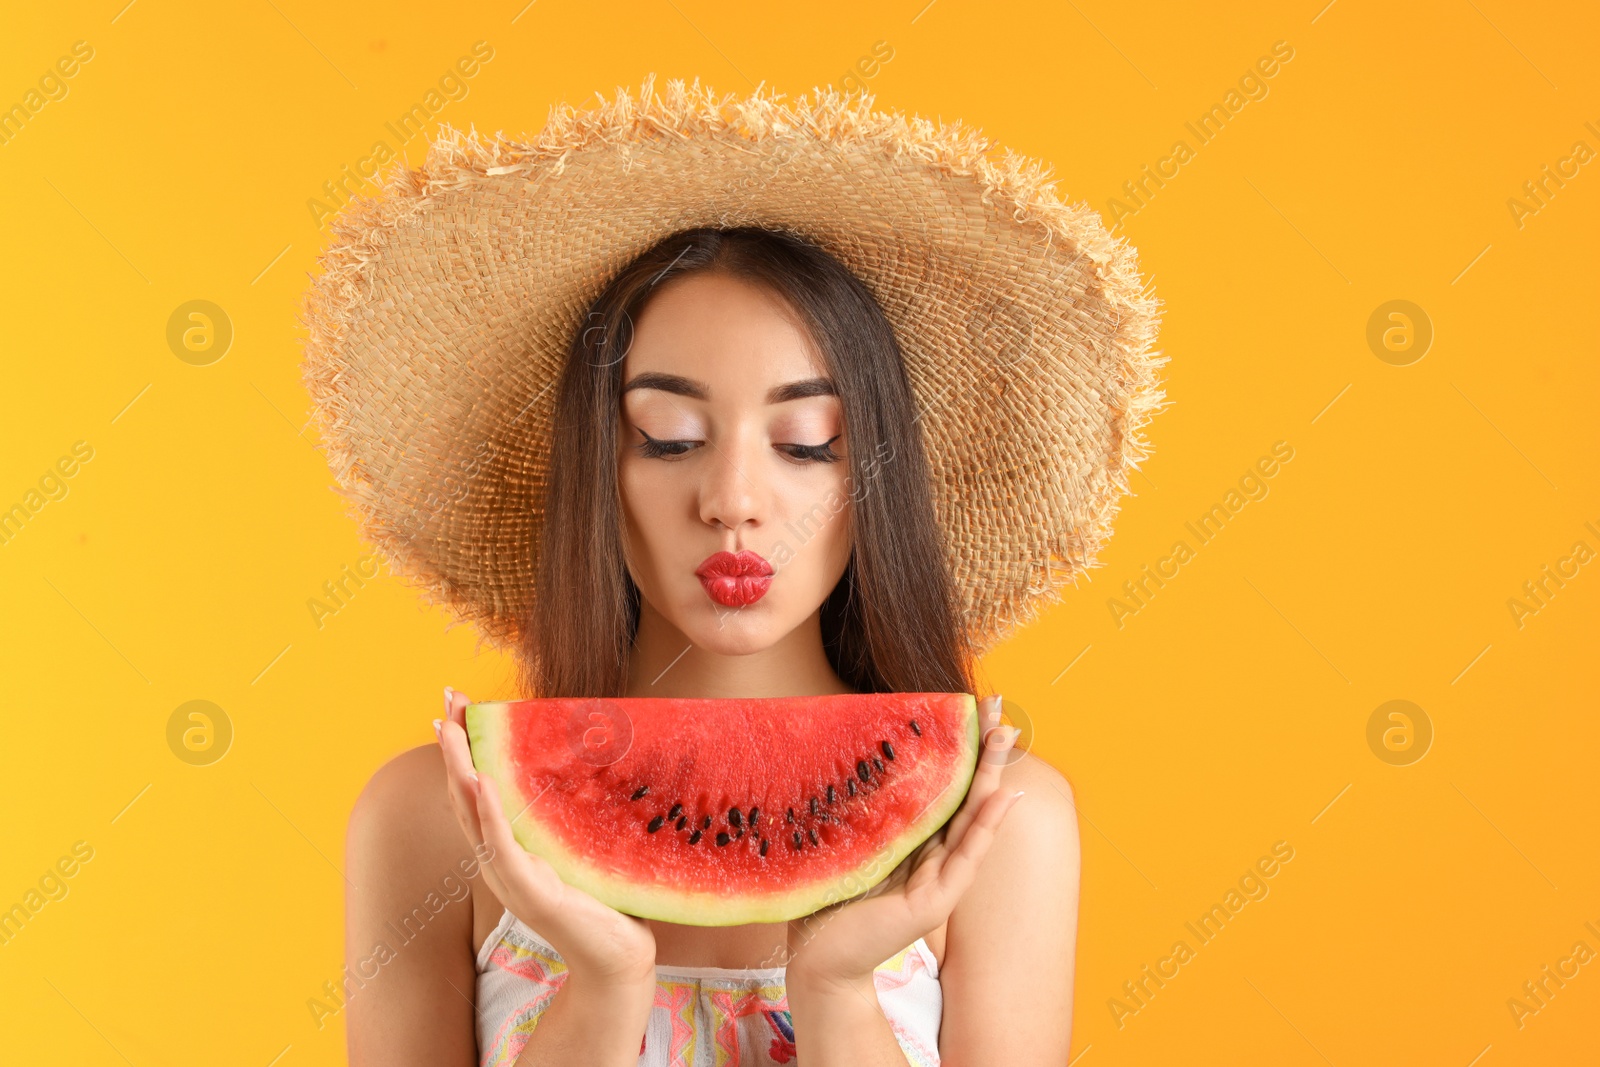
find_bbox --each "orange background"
[2,1,1596,1063]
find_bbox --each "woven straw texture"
[298,74,1165,660]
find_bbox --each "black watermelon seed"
[647,815,664,833]
[856,760,871,783]
[826,784,836,804]
[734,826,744,839]
[688,829,702,844]
[787,807,795,824]
[881,740,895,761]
[630,785,649,801]
[716,831,731,846]
[668,802,683,820]
[675,816,686,831]
[728,807,742,828]
[873,757,885,774]
[847,778,857,796]
[759,838,769,857]
[703,815,712,829]
[809,796,820,817]
[791,831,803,850]
[909,719,921,736]
[749,806,760,826]
[808,827,820,847]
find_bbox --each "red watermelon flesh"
[465,692,980,926]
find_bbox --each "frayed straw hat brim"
[298,74,1165,659]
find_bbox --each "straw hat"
[298,74,1164,659]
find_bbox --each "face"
[617,271,854,656]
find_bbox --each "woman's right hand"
[437,687,658,990]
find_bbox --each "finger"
[439,690,478,794]
[446,686,472,731]
[951,696,1011,833]
[978,694,1003,742]
[943,721,1018,848]
[438,718,486,849]
[472,771,573,932]
[978,696,1015,767]
[471,771,530,907]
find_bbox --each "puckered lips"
[694,549,774,608]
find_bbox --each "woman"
[302,77,1161,1066]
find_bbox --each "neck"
[623,598,855,699]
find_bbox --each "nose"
[698,431,763,540]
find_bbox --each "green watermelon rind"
[465,694,981,926]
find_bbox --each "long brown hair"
[518,226,975,699]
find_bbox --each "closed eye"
[634,429,698,459]
[633,430,843,464]
[777,434,843,464]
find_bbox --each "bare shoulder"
[351,744,452,837]
[344,745,485,1062]
[347,744,471,889]
[994,750,1080,856]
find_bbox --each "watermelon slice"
[465,692,980,925]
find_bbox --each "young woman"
[345,228,1080,1065]
[301,77,1160,1067]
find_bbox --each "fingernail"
[1008,726,1022,745]
[1013,789,1026,799]
[432,718,442,740]
[444,686,453,713]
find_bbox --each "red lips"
[695,550,774,607]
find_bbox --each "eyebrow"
[620,372,837,405]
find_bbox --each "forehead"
[623,271,827,390]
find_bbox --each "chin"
[675,597,794,656]
[684,627,779,656]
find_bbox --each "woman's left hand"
[784,694,1023,989]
